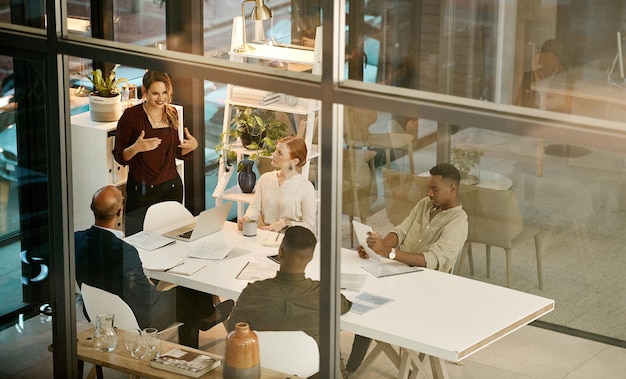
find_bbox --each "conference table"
[136,221,554,379]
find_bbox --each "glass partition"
[2,1,626,377]
[340,104,626,342]
[0,54,52,376]
[344,1,626,127]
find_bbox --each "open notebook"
[352,220,423,278]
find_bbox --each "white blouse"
[244,170,317,233]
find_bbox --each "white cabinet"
[212,17,321,220]
[71,110,184,231]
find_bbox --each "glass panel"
[64,1,320,75]
[0,55,52,376]
[340,104,626,343]
[0,1,46,29]
[345,1,626,126]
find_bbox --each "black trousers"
[346,335,372,372]
[124,174,183,236]
[176,287,215,348]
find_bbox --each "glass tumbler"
[125,329,146,359]
[142,327,161,359]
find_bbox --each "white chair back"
[255,330,319,378]
[80,283,140,331]
[143,201,193,232]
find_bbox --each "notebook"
[162,202,232,242]
[352,220,423,278]
[124,230,177,251]
[188,242,233,260]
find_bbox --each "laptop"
[162,202,233,242]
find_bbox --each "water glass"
[142,327,161,359]
[124,329,146,359]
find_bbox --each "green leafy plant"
[451,147,483,179]
[215,106,289,164]
[75,64,128,97]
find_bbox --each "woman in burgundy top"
[113,71,198,235]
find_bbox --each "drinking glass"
[125,329,146,359]
[142,327,161,359]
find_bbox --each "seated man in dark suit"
[75,185,233,348]
[226,226,352,344]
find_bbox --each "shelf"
[226,96,316,115]
[224,141,319,161]
[216,20,321,223]
[229,43,315,65]
[223,185,254,203]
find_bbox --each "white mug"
[243,219,257,236]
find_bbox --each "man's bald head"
[91,185,123,224]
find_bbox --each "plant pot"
[238,160,257,193]
[89,93,122,122]
[240,131,265,148]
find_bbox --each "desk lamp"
[235,0,272,53]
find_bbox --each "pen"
[275,226,288,241]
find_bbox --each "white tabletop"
[532,60,626,105]
[340,250,553,362]
[137,221,553,363]
[139,222,320,300]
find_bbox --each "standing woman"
[113,71,198,235]
[240,136,317,233]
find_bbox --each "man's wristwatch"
[388,248,396,260]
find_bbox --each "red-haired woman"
[240,136,317,233]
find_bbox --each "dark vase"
[223,322,260,379]
[238,159,256,193]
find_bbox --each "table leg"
[395,348,450,379]
[429,356,450,379]
[399,348,429,379]
[536,138,544,177]
[359,340,401,372]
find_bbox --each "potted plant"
[75,64,128,122]
[216,106,289,164]
[451,146,483,185]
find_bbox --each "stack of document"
[231,86,280,105]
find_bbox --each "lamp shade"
[251,0,272,20]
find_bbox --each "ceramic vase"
[238,159,256,193]
[223,322,260,379]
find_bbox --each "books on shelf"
[150,348,222,378]
[231,86,280,105]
